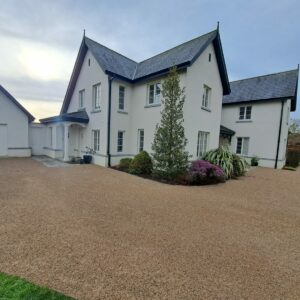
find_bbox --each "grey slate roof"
[61,28,230,114]
[40,110,89,124]
[85,30,218,81]
[223,69,299,111]
[85,37,137,80]
[220,125,235,136]
[0,85,35,122]
[134,31,217,79]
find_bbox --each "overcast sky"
[0,0,299,120]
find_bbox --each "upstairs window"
[93,83,101,110]
[239,106,252,120]
[202,85,211,109]
[119,86,125,110]
[117,131,124,152]
[148,83,161,105]
[236,137,249,155]
[197,131,209,157]
[138,129,144,152]
[92,130,100,152]
[79,89,85,109]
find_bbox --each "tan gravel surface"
[0,158,299,299]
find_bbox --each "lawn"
[0,272,73,300]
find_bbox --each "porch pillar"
[63,124,69,161]
[52,125,57,150]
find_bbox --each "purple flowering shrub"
[188,160,225,184]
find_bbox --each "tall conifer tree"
[152,67,189,179]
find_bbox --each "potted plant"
[251,156,259,166]
[83,147,95,164]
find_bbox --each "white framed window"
[93,83,101,110]
[197,131,209,157]
[239,106,252,120]
[148,82,161,105]
[138,129,144,152]
[79,89,85,109]
[202,85,211,108]
[119,86,125,110]
[236,137,249,155]
[92,130,100,152]
[117,131,124,152]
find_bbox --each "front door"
[0,125,8,156]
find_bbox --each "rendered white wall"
[0,89,31,157]
[221,100,291,168]
[67,49,108,164]
[29,123,46,155]
[110,43,224,166]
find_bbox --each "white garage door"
[0,124,8,156]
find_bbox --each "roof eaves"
[0,85,35,122]
[60,37,88,114]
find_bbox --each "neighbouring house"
[221,69,299,168]
[0,85,34,157]
[39,27,231,166]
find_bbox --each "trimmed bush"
[233,154,248,177]
[188,160,225,185]
[203,146,248,179]
[129,151,153,175]
[119,158,132,170]
[286,150,300,168]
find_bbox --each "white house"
[0,85,34,157]
[221,69,299,168]
[39,27,231,166]
[37,27,298,169]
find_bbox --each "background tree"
[289,119,300,134]
[152,67,189,179]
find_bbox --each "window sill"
[117,110,128,115]
[201,106,211,112]
[78,108,86,111]
[144,103,161,108]
[236,120,252,123]
[91,109,101,114]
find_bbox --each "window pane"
[119,86,125,110]
[149,85,154,104]
[155,83,161,103]
[239,107,245,120]
[242,138,249,155]
[197,131,209,157]
[236,138,242,154]
[117,131,123,152]
[138,129,144,152]
[246,106,252,119]
[94,84,101,109]
[79,90,84,108]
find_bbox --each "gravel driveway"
[0,158,299,299]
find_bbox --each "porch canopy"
[40,111,89,161]
[220,125,235,142]
[40,110,89,124]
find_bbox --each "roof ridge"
[85,36,138,64]
[137,30,217,65]
[230,68,298,83]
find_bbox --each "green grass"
[0,272,74,300]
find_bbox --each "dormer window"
[202,85,211,109]
[148,83,161,105]
[79,89,85,109]
[239,106,252,120]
